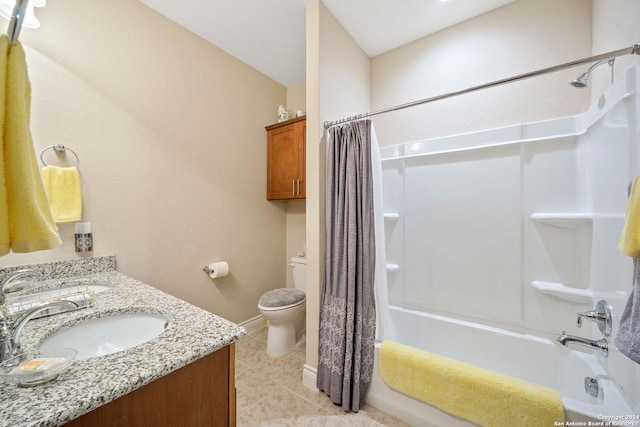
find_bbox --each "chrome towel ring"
[40,144,80,168]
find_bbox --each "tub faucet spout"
[556,331,608,356]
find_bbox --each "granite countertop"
[0,256,246,427]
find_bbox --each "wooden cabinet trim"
[264,115,306,131]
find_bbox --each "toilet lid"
[259,288,305,308]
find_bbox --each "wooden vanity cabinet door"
[266,116,306,200]
[65,344,236,427]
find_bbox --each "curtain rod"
[324,41,640,130]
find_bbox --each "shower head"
[570,73,590,88]
[569,58,615,89]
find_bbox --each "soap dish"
[0,348,77,386]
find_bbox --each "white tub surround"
[371,64,640,426]
[0,256,246,427]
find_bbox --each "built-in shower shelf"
[530,213,592,229]
[386,263,399,272]
[530,280,593,304]
[530,213,624,229]
[384,213,400,221]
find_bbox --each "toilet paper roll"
[206,261,229,279]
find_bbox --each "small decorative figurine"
[277,105,289,122]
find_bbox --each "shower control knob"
[576,300,612,336]
[576,310,601,327]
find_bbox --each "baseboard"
[238,314,266,335]
[302,364,318,391]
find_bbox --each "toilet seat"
[258,299,305,312]
[258,288,305,311]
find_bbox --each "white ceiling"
[138,0,514,87]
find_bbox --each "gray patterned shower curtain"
[317,119,377,412]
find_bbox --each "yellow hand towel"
[380,341,565,427]
[2,38,60,253]
[618,176,640,257]
[41,165,82,223]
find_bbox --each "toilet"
[258,257,306,357]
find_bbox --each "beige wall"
[306,2,321,375]
[591,0,640,101]
[0,0,288,325]
[286,83,306,118]
[370,0,593,147]
[369,0,640,148]
[285,200,306,288]
[285,83,307,288]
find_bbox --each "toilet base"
[266,322,305,358]
[260,302,306,358]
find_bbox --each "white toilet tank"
[290,257,307,292]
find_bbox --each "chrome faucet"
[576,300,613,336]
[0,301,78,363]
[0,268,40,304]
[556,331,608,356]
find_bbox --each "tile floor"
[235,327,412,427]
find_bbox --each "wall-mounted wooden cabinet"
[265,116,305,200]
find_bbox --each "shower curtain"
[317,119,378,412]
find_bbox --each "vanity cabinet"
[265,116,306,200]
[65,344,236,427]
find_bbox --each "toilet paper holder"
[202,261,230,279]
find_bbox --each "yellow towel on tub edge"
[379,340,565,427]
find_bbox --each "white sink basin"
[40,313,169,359]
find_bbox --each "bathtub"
[366,306,639,427]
